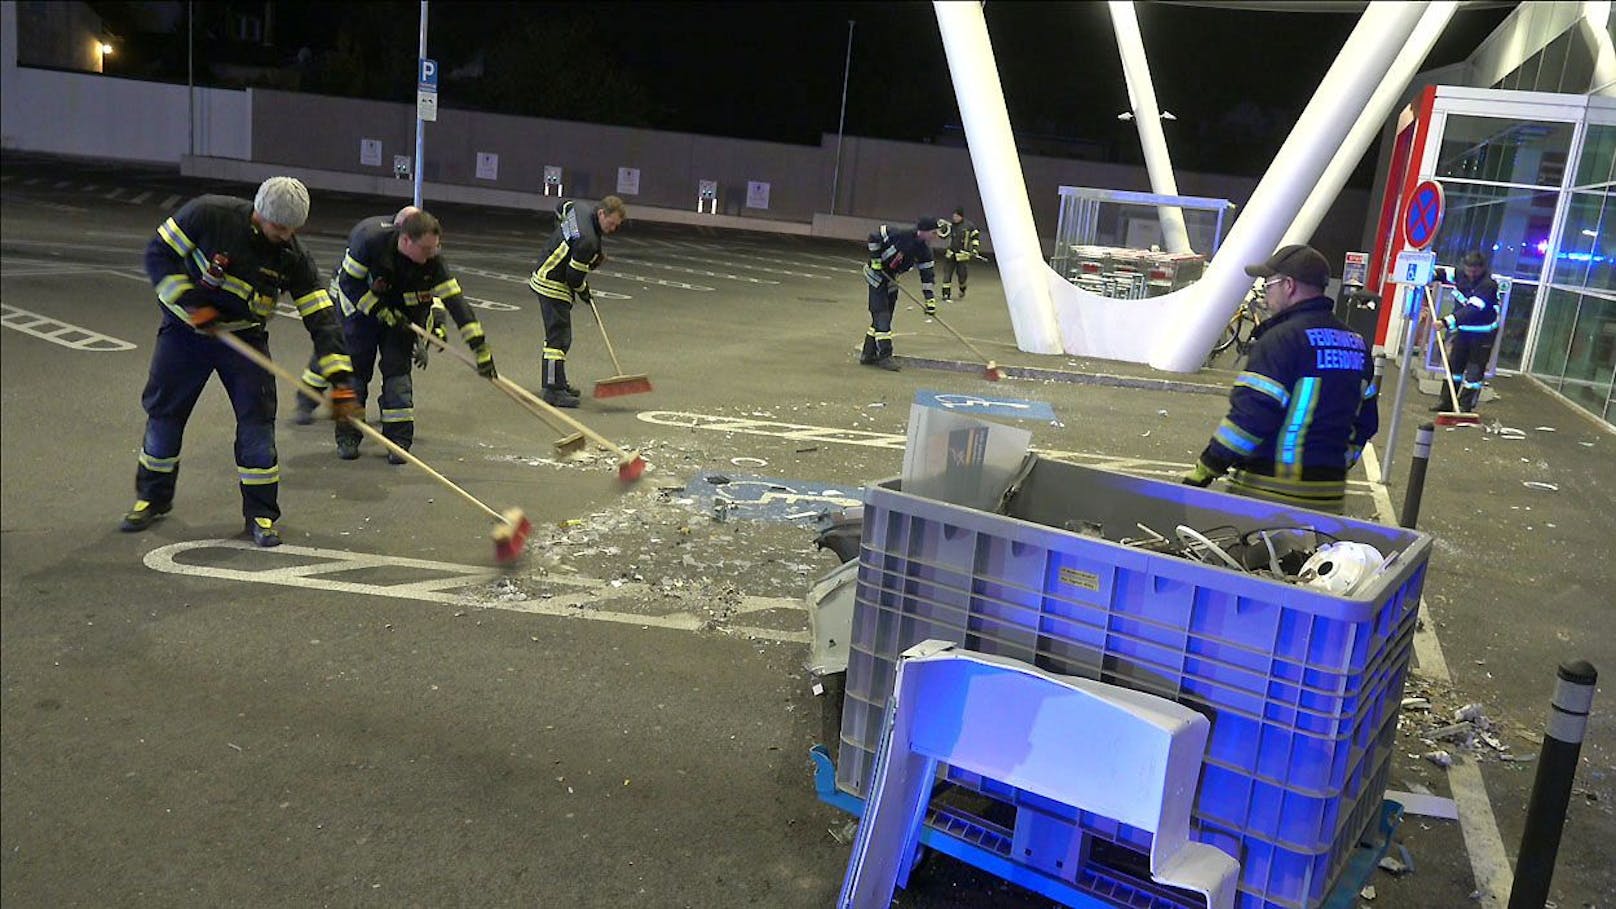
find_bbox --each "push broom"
[409,324,646,482]
[583,296,653,398]
[408,324,586,457]
[1420,283,1482,428]
[210,326,532,563]
[891,280,1003,381]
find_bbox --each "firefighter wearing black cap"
[1183,244,1379,515]
[939,206,982,302]
[1433,251,1500,414]
[859,217,947,371]
[119,176,358,547]
[527,196,627,407]
[297,208,496,462]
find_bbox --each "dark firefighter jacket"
[333,216,486,346]
[146,194,352,381]
[1199,296,1380,509]
[528,200,605,304]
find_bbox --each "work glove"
[578,288,594,309]
[922,297,937,316]
[413,304,448,369]
[375,306,407,328]
[1181,459,1221,488]
[327,384,362,423]
[186,304,221,331]
[369,276,391,296]
[1434,267,1451,284]
[472,341,497,379]
[1441,314,1457,334]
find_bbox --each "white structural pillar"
[1108,2,1192,255]
[934,0,1063,354]
[1282,2,1458,250]
[1149,1,1429,371]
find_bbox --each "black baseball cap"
[1245,244,1330,289]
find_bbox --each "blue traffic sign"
[914,390,1056,422]
[418,58,438,91]
[1402,180,1444,251]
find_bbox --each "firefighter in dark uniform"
[120,177,358,547]
[527,196,627,407]
[939,206,982,302]
[1432,251,1500,414]
[297,208,497,462]
[1183,245,1379,515]
[860,217,948,371]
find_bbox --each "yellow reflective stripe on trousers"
[238,464,280,486]
[542,347,566,361]
[1227,470,1346,512]
[380,408,413,423]
[459,322,485,344]
[316,352,353,377]
[139,450,179,472]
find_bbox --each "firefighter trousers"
[134,320,280,521]
[537,293,575,390]
[335,312,416,451]
[861,282,899,362]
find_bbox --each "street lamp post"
[830,20,854,216]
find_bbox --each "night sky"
[92,1,1518,183]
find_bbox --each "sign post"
[412,2,433,208]
[1380,178,1446,480]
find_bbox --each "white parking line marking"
[653,249,837,280]
[608,254,781,285]
[129,190,153,205]
[161,194,182,209]
[104,188,124,200]
[1361,443,1512,905]
[0,303,137,351]
[451,264,632,300]
[53,180,73,189]
[143,540,808,644]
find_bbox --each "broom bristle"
[492,508,532,564]
[617,454,647,482]
[594,375,653,398]
[984,361,1002,382]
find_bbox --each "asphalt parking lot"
[2,155,1612,908]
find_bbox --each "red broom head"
[593,377,654,398]
[985,362,1003,382]
[492,508,533,564]
[617,454,647,483]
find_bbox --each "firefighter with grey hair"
[120,176,357,547]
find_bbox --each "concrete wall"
[1,3,249,162]
[249,89,826,223]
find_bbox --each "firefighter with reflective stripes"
[299,208,495,462]
[1432,251,1500,414]
[527,196,627,407]
[860,217,947,371]
[1183,245,1379,515]
[120,177,357,547]
[939,206,982,302]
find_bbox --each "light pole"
[414,1,428,208]
[187,1,194,157]
[830,20,854,216]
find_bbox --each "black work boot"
[119,499,172,532]
[292,392,318,425]
[247,516,281,547]
[873,358,901,372]
[542,386,581,408]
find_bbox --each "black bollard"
[1399,423,1435,529]
[1507,660,1599,909]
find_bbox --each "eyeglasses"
[1263,275,1290,288]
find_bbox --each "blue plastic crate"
[837,462,1430,909]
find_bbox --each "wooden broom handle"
[212,329,507,524]
[583,296,627,376]
[409,323,633,460]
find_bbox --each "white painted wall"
[1,1,250,162]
